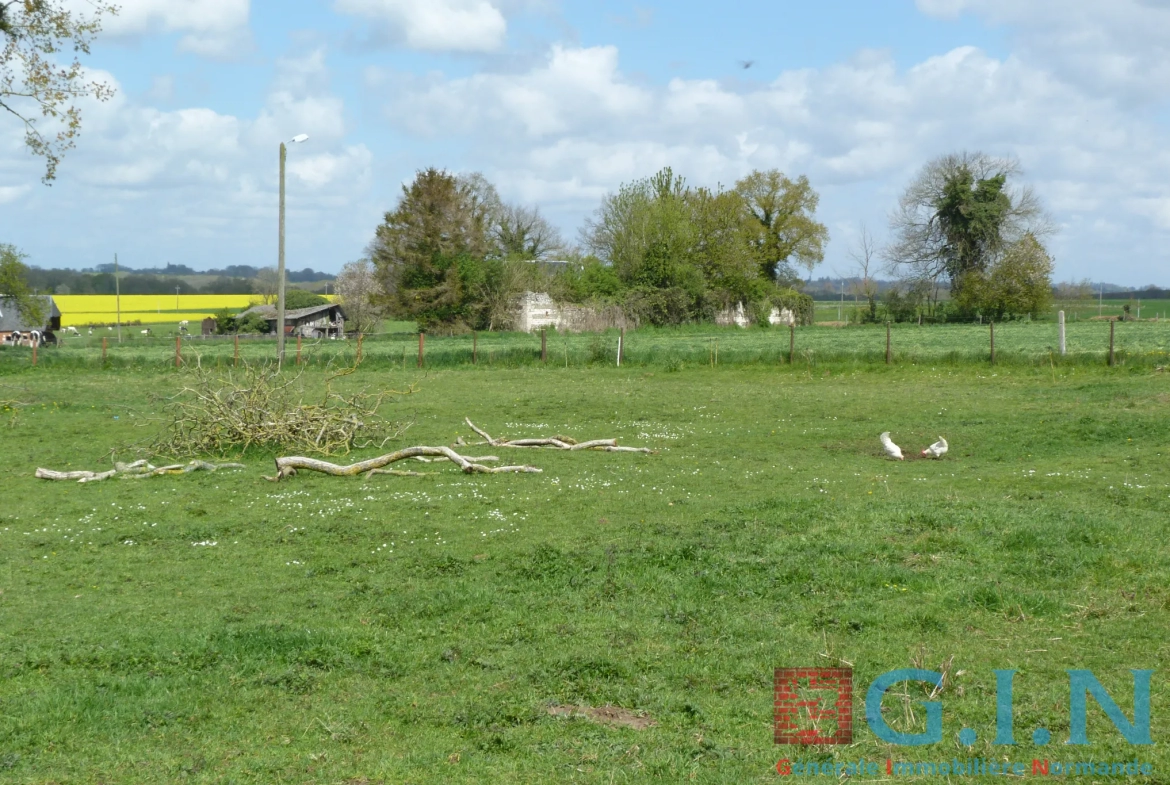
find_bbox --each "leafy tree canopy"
[0,243,44,326]
[887,151,1051,295]
[283,289,328,310]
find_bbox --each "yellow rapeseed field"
[53,294,335,327]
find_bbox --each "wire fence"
[4,320,1170,373]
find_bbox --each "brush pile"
[147,362,411,457]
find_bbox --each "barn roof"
[238,303,342,321]
[0,295,60,332]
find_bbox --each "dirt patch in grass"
[547,703,656,730]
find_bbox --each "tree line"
[358,166,827,331]
[350,151,1059,332]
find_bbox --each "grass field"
[0,359,1167,783]
[6,320,1170,373]
[811,298,1170,324]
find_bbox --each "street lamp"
[277,133,310,367]
[175,286,180,310]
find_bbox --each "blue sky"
[3,0,1170,285]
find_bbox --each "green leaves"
[579,167,825,325]
[0,243,44,327]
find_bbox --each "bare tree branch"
[1,0,118,183]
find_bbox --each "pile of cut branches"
[147,362,411,458]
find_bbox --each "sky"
[2,0,1170,286]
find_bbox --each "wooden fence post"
[472,331,478,365]
[357,333,364,364]
[989,321,995,364]
[1058,310,1066,356]
[234,334,239,367]
[417,332,424,368]
[1108,319,1115,367]
[175,335,181,369]
[32,341,37,367]
[296,334,302,365]
[541,328,547,364]
[885,323,891,364]
[789,323,795,364]
[102,336,107,362]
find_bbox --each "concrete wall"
[715,303,795,327]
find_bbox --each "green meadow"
[5,319,1170,372]
[0,357,1167,783]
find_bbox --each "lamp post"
[175,286,180,310]
[277,133,309,368]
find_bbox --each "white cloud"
[381,41,1170,283]
[916,0,1170,105]
[0,185,31,204]
[85,0,252,59]
[333,0,507,52]
[0,49,374,271]
[391,45,648,138]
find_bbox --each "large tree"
[253,267,282,305]
[886,152,1051,298]
[493,203,564,261]
[734,169,829,286]
[953,232,1054,320]
[0,243,44,326]
[580,167,819,325]
[368,168,497,330]
[1,0,117,183]
[334,258,384,334]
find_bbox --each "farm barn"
[236,303,346,338]
[0,295,61,345]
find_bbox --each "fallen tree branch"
[267,445,541,481]
[36,460,245,483]
[463,419,652,453]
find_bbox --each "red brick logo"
[774,668,853,745]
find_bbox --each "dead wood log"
[36,460,245,483]
[463,419,651,453]
[35,468,118,482]
[364,469,433,478]
[268,445,540,481]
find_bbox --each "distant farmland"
[53,294,336,326]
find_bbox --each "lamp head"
[290,134,309,144]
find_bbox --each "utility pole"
[276,133,309,368]
[277,141,288,368]
[114,253,122,344]
[1098,285,1103,317]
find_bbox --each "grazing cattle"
[140,328,152,336]
[65,326,80,336]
